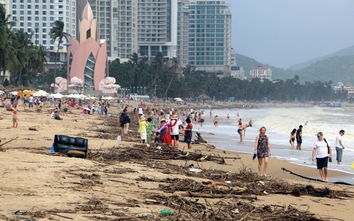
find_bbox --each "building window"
[35,11,39,15]
[27,5,31,9]
[20,11,24,15]
[43,40,46,44]
[43,11,46,15]
[28,11,31,15]
[28,22,31,26]
[50,11,54,15]
[20,5,24,9]
[12,5,16,9]
[35,17,39,21]
[42,5,46,9]
[27,17,31,21]
[42,34,46,38]
[12,11,17,15]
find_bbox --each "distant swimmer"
[227,114,230,120]
[238,118,242,126]
[289,128,297,150]
[305,121,308,126]
[296,125,303,150]
[238,125,243,142]
[213,115,219,127]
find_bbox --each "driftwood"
[186,191,257,200]
[193,132,207,144]
[0,136,18,148]
[281,167,353,186]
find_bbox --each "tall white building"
[10,0,77,64]
[88,0,138,60]
[230,47,244,79]
[177,0,189,67]
[137,0,177,61]
[179,0,232,75]
[0,0,10,20]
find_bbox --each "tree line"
[109,53,347,102]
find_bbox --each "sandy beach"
[0,100,354,220]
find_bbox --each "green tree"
[49,20,71,88]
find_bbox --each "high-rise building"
[230,47,244,79]
[177,0,189,67]
[9,0,77,65]
[0,0,10,20]
[137,0,177,61]
[88,0,138,60]
[179,0,232,75]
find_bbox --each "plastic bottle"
[160,209,173,215]
[117,135,121,142]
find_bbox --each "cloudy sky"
[227,0,354,68]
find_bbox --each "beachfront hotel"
[8,0,77,70]
[87,0,138,61]
[177,0,232,75]
[137,0,178,61]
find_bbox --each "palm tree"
[0,3,15,27]
[0,27,20,84]
[49,20,71,91]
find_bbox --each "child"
[184,118,193,149]
[12,109,18,128]
[138,116,148,143]
[146,117,154,144]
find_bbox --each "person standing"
[290,128,297,150]
[296,125,303,150]
[169,115,182,147]
[146,117,154,144]
[151,109,160,129]
[12,109,18,128]
[312,132,332,182]
[184,118,193,149]
[199,111,205,127]
[138,116,148,143]
[213,115,219,127]
[254,126,271,176]
[335,130,345,165]
[28,95,34,109]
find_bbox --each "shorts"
[63,108,68,112]
[140,132,147,140]
[184,133,192,143]
[12,118,17,123]
[171,134,179,140]
[336,147,343,162]
[316,157,328,169]
[296,138,302,144]
[29,102,33,108]
[289,138,295,143]
[200,119,205,123]
[237,129,242,133]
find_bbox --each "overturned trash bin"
[53,135,88,158]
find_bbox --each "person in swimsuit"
[289,128,296,150]
[296,125,303,150]
[63,102,69,116]
[254,126,271,176]
[213,115,219,127]
[238,126,243,142]
[12,109,18,128]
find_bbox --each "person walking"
[335,130,345,165]
[312,132,332,182]
[289,128,297,150]
[254,126,271,176]
[296,125,303,150]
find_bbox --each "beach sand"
[0,100,353,220]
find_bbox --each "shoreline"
[1,100,354,220]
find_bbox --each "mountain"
[236,53,354,84]
[288,45,354,70]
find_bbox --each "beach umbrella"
[33,90,49,97]
[10,91,18,95]
[102,96,114,100]
[0,90,4,95]
[50,93,64,99]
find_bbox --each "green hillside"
[237,54,354,84]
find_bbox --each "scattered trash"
[160,209,173,215]
[189,168,202,173]
[258,181,265,186]
[225,181,232,185]
[117,135,121,142]
[263,191,268,195]
[156,146,162,150]
[232,208,239,214]
[140,213,154,219]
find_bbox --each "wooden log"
[186,192,257,200]
[0,136,18,147]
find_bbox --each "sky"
[226,0,354,68]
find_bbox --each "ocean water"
[191,106,354,183]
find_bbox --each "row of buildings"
[2,0,272,82]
